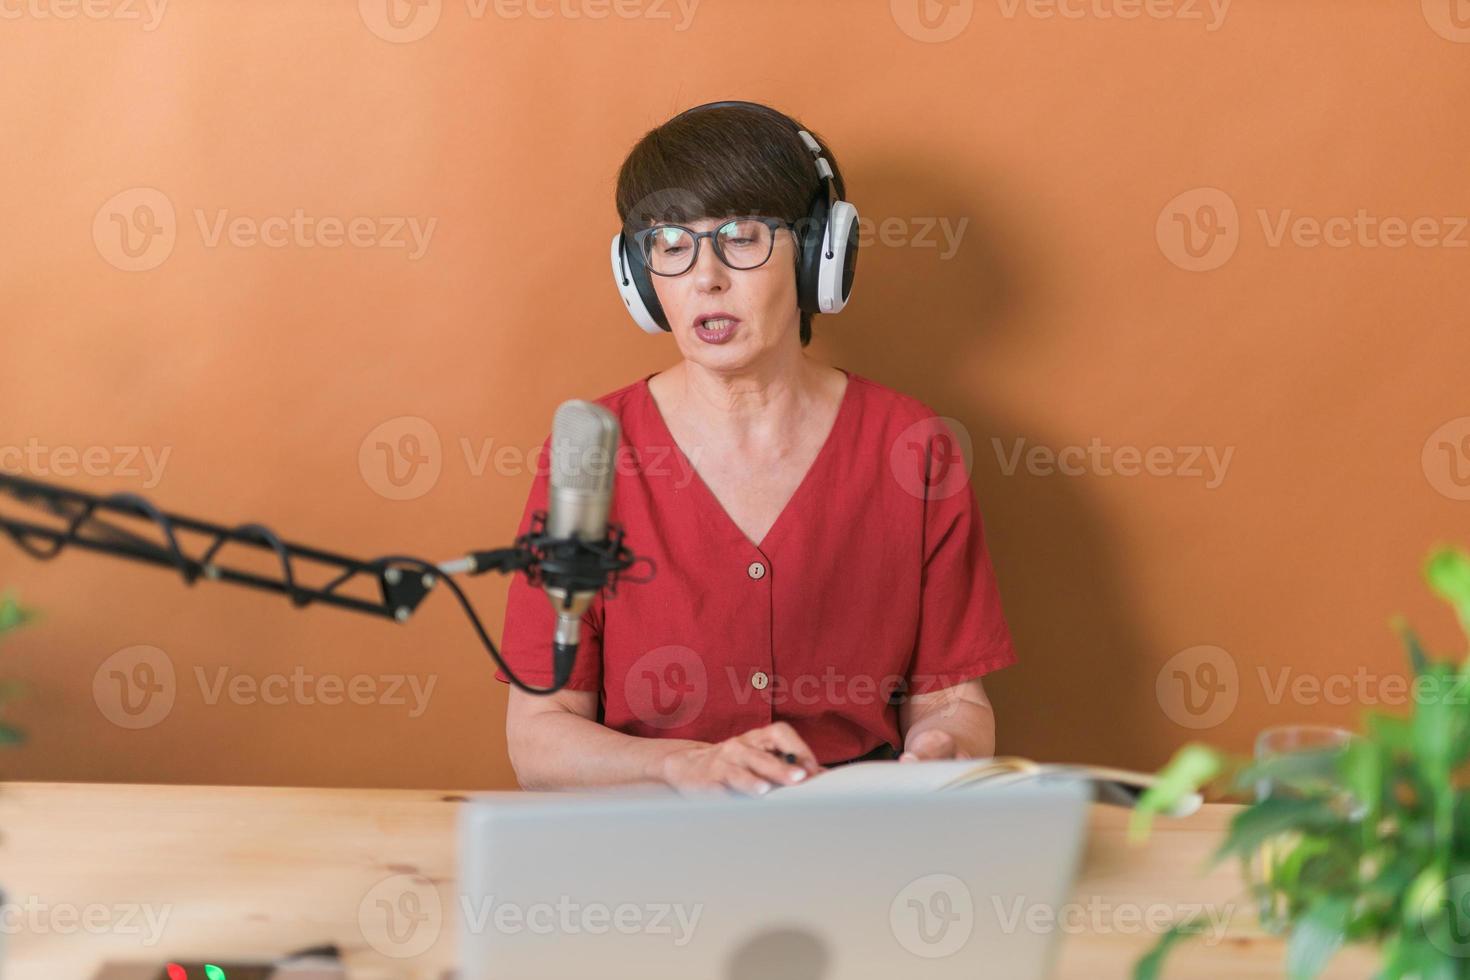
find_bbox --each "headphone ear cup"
[795,195,830,316]
[817,200,860,314]
[610,232,669,334]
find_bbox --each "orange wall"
[1,1,1468,789]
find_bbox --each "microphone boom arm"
[0,470,434,620]
[0,470,650,695]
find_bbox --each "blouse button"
[747,561,767,580]
[751,671,770,690]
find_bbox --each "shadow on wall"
[822,155,1163,772]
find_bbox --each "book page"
[765,757,1202,816]
[767,759,985,797]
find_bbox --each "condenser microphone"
[544,400,620,683]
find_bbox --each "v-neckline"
[640,368,856,554]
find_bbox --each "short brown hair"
[615,103,844,347]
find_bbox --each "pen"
[769,748,799,765]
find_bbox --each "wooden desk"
[0,782,1379,979]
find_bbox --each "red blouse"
[494,369,1017,764]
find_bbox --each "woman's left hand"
[898,729,969,763]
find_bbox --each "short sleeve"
[493,437,604,692]
[906,431,1018,696]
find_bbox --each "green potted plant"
[1131,544,1470,979]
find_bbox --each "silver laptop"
[457,778,1090,979]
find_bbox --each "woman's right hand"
[658,722,824,797]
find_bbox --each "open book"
[768,756,1202,817]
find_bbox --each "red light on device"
[166,967,188,980]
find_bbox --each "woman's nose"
[690,239,730,292]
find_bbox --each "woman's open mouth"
[693,314,741,345]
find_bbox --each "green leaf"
[1269,835,1333,893]
[1404,866,1446,928]
[1365,853,1427,905]
[1132,919,1210,980]
[1338,737,1382,823]
[1285,895,1350,980]
[1411,664,1458,785]
[1377,931,1457,980]
[1367,712,1415,753]
[1425,546,1470,640]
[1394,617,1431,677]
[0,592,32,634]
[0,723,25,745]
[1129,744,1224,843]
[1213,796,1341,866]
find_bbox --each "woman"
[495,101,1017,796]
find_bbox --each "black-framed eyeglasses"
[633,216,794,277]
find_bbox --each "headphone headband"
[665,100,846,201]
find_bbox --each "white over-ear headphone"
[610,101,860,335]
